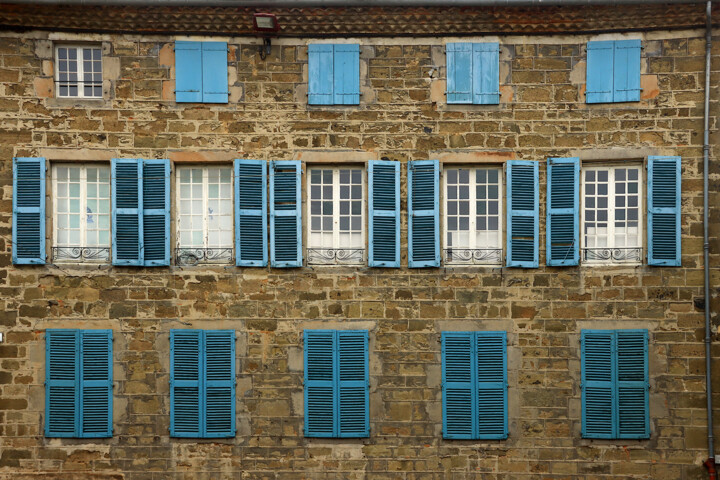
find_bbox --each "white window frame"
[306,165,366,265]
[55,44,103,99]
[580,163,644,265]
[442,165,503,266]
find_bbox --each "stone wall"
[0,27,719,480]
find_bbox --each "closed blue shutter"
[112,159,142,266]
[170,329,202,437]
[46,329,79,437]
[586,41,614,104]
[304,330,336,437]
[476,332,508,439]
[408,160,440,268]
[506,160,539,268]
[546,157,579,266]
[201,42,228,103]
[333,44,360,105]
[308,44,334,105]
[613,40,641,102]
[175,41,203,103]
[472,42,500,105]
[12,157,45,264]
[446,43,472,104]
[142,159,170,266]
[235,159,268,267]
[368,160,400,267]
[270,161,302,267]
[442,332,474,439]
[648,156,681,266]
[337,330,369,438]
[79,330,112,438]
[617,330,649,439]
[204,330,235,438]
[581,330,615,439]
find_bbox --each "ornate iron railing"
[175,248,234,266]
[444,248,502,265]
[307,248,365,265]
[582,247,642,263]
[52,246,110,262]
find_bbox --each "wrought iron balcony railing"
[307,248,365,265]
[175,248,234,266]
[443,248,502,265]
[582,247,642,263]
[52,246,110,262]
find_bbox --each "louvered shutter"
[270,160,302,267]
[333,44,360,105]
[12,157,45,264]
[648,156,681,266]
[586,41,614,104]
[79,330,112,438]
[581,330,614,439]
[506,160,539,268]
[112,159,142,266]
[204,330,235,438]
[304,330,336,437]
[446,43,472,104]
[337,330,369,438]
[308,44,334,105]
[442,332,474,439]
[201,42,228,103]
[472,43,500,105]
[46,329,79,437]
[613,40,641,102]
[476,332,508,439]
[546,157,579,266]
[142,159,170,266]
[170,330,202,437]
[175,41,203,103]
[408,160,439,268]
[235,159,268,267]
[617,330,649,439]
[368,160,400,267]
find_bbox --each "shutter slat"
[112,159,142,266]
[13,157,45,264]
[473,42,500,105]
[304,330,336,437]
[368,160,400,267]
[442,332,474,439]
[613,40,641,102]
[46,329,78,437]
[581,330,615,438]
[337,331,369,437]
[617,330,649,438]
[507,160,539,268]
[446,43,472,104]
[648,156,681,266]
[204,330,235,437]
[142,160,170,266]
[175,41,203,103]
[408,160,440,268]
[586,41,614,103]
[201,42,229,103]
[80,330,112,438]
[547,157,579,266]
[333,44,360,105]
[235,159,268,266]
[170,330,202,437]
[270,161,302,267]
[308,44,334,105]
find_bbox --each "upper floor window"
[175,41,229,103]
[446,42,500,105]
[56,45,102,98]
[308,44,360,105]
[586,40,641,104]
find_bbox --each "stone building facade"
[0,3,718,479]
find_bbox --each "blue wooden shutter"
[270,160,302,267]
[613,40,641,102]
[204,330,235,438]
[617,330,649,439]
[79,330,112,438]
[408,160,440,268]
[333,44,360,105]
[175,41,203,103]
[12,157,45,264]
[45,329,79,437]
[235,159,268,267]
[170,329,202,437]
[112,158,142,266]
[337,330,369,438]
[476,332,508,439]
[546,157,579,266]
[472,43,500,105]
[201,42,229,103]
[581,330,615,439]
[368,160,400,267]
[142,159,170,266]
[304,330,336,437]
[442,332,474,439]
[506,160,539,268]
[648,156,681,266]
[446,43,472,104]
[586,41,614,104]
[308,44,334,105]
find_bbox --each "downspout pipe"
[0,0,706,5]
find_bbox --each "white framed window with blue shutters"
[304,329,369,438]
[581,329,649,439]
[442,331,508,440]
[586,39,641,104]
[45,329,113,438]
[12,157,46,265]
[446,42,500,105]
[175,41,229,103]
[308,44,360,105]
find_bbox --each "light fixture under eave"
[253,12,280,60]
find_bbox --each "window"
[443,167,502,265]
[169,330,235,438]
[55,45,102,98]
[307,167,364,265]
[45,329,112,438]
[442,331,508,440]
[586,40,641,103]
[581,165,642,264]
[581,329,649,439]
[304,329,369,438]
[52,164,111,263]
[446,42,500,104]
[175,41,229,103]
[176,166,233,265]
[308,44,360,105]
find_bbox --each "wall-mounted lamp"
[253,13,280,60]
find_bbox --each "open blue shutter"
[112,159,142,266]
[617,330,649,439]
[79,330,112,438]
[175,41,203,103]
[581,330,615,439]
[613,40,641,102]
[170,330,202,437]
[586,41,614,104]
[204,330,235,438]
[46,329,79,437]
[546,157,579,266]
[201,42,228,103]
[12,157,45,264]
[442,332,474,439]
[408,160,439,268]
[333,44,360,105]
[235,159,268,267]
[472,43,500,105]
[270,161,302,267]
[308,44,334,105]
[506,160,539,268]
[368,160,400,267]
[648,156,681,266]
[304,330,336,437]
[142,159,170,266]
[476,332,508,439]
[337,330,369,438]
[446,43,472,104]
